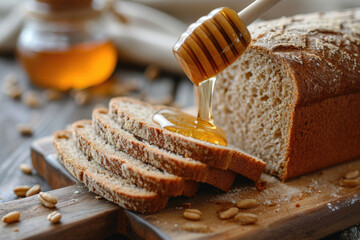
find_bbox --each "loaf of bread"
[213,9,360,180]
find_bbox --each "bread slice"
[93,108,236,191]
[108,97,265,181]
[72,120,200,197]
[53,130,169,213]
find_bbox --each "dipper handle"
[173,0,281,85]
[239,0,281,26]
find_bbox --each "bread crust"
[284,93,360,179]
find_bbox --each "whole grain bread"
[108,97,265,182]
[53,130,168,213]
[93,108,236,191]
[72,120,199,197]
[213,9,360,180]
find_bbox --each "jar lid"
[24,0,106,20]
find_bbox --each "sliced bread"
[93,108,236,191]
[72,120,199,197]
[108,97,265,181]
[53,130,169,213]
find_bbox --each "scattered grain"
[344,170,359,179]
[181,202,192,209]
[19,163,32,174]
[3,85,22,99]
[26,184,41,197]
[16,124,33,136]
[182,223,211,233]
[74,91,90,106]
[3,73,18,86]
[145,64,161,81]
[2,211,20,224]
[95,196,102,200]
[295,203,301,207]
[13,227,19,232]
[47,211,62,224]
[44,89,63,101]
[234,213,258,225]
[340,179,360,188]
[22,91,42,108]
[183,209,202,221]
[219,207,238,220]
[111,84,128,96]
[38,192,57,208]
[237,199,258,209]
[14,185,31,197]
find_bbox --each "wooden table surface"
[0,55,358,239]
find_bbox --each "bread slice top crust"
[92,108,237,191]
[53,130,168,213]
[108,97,265,181]
[72,120,191,197]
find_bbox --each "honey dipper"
[173,0,281,85]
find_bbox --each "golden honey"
[18,41,117,90]
[153,77,227,146]
[153,108,227,146]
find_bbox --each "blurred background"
[0,1,360,239]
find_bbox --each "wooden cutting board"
[0,137,360,240]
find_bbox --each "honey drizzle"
[153,76,227,146]
[197,76,216,122]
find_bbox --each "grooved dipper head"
[173,7,251,85]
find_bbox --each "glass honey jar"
[17,0,117,90]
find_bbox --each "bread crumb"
[13,228,19,232]
[255,181,267,191]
